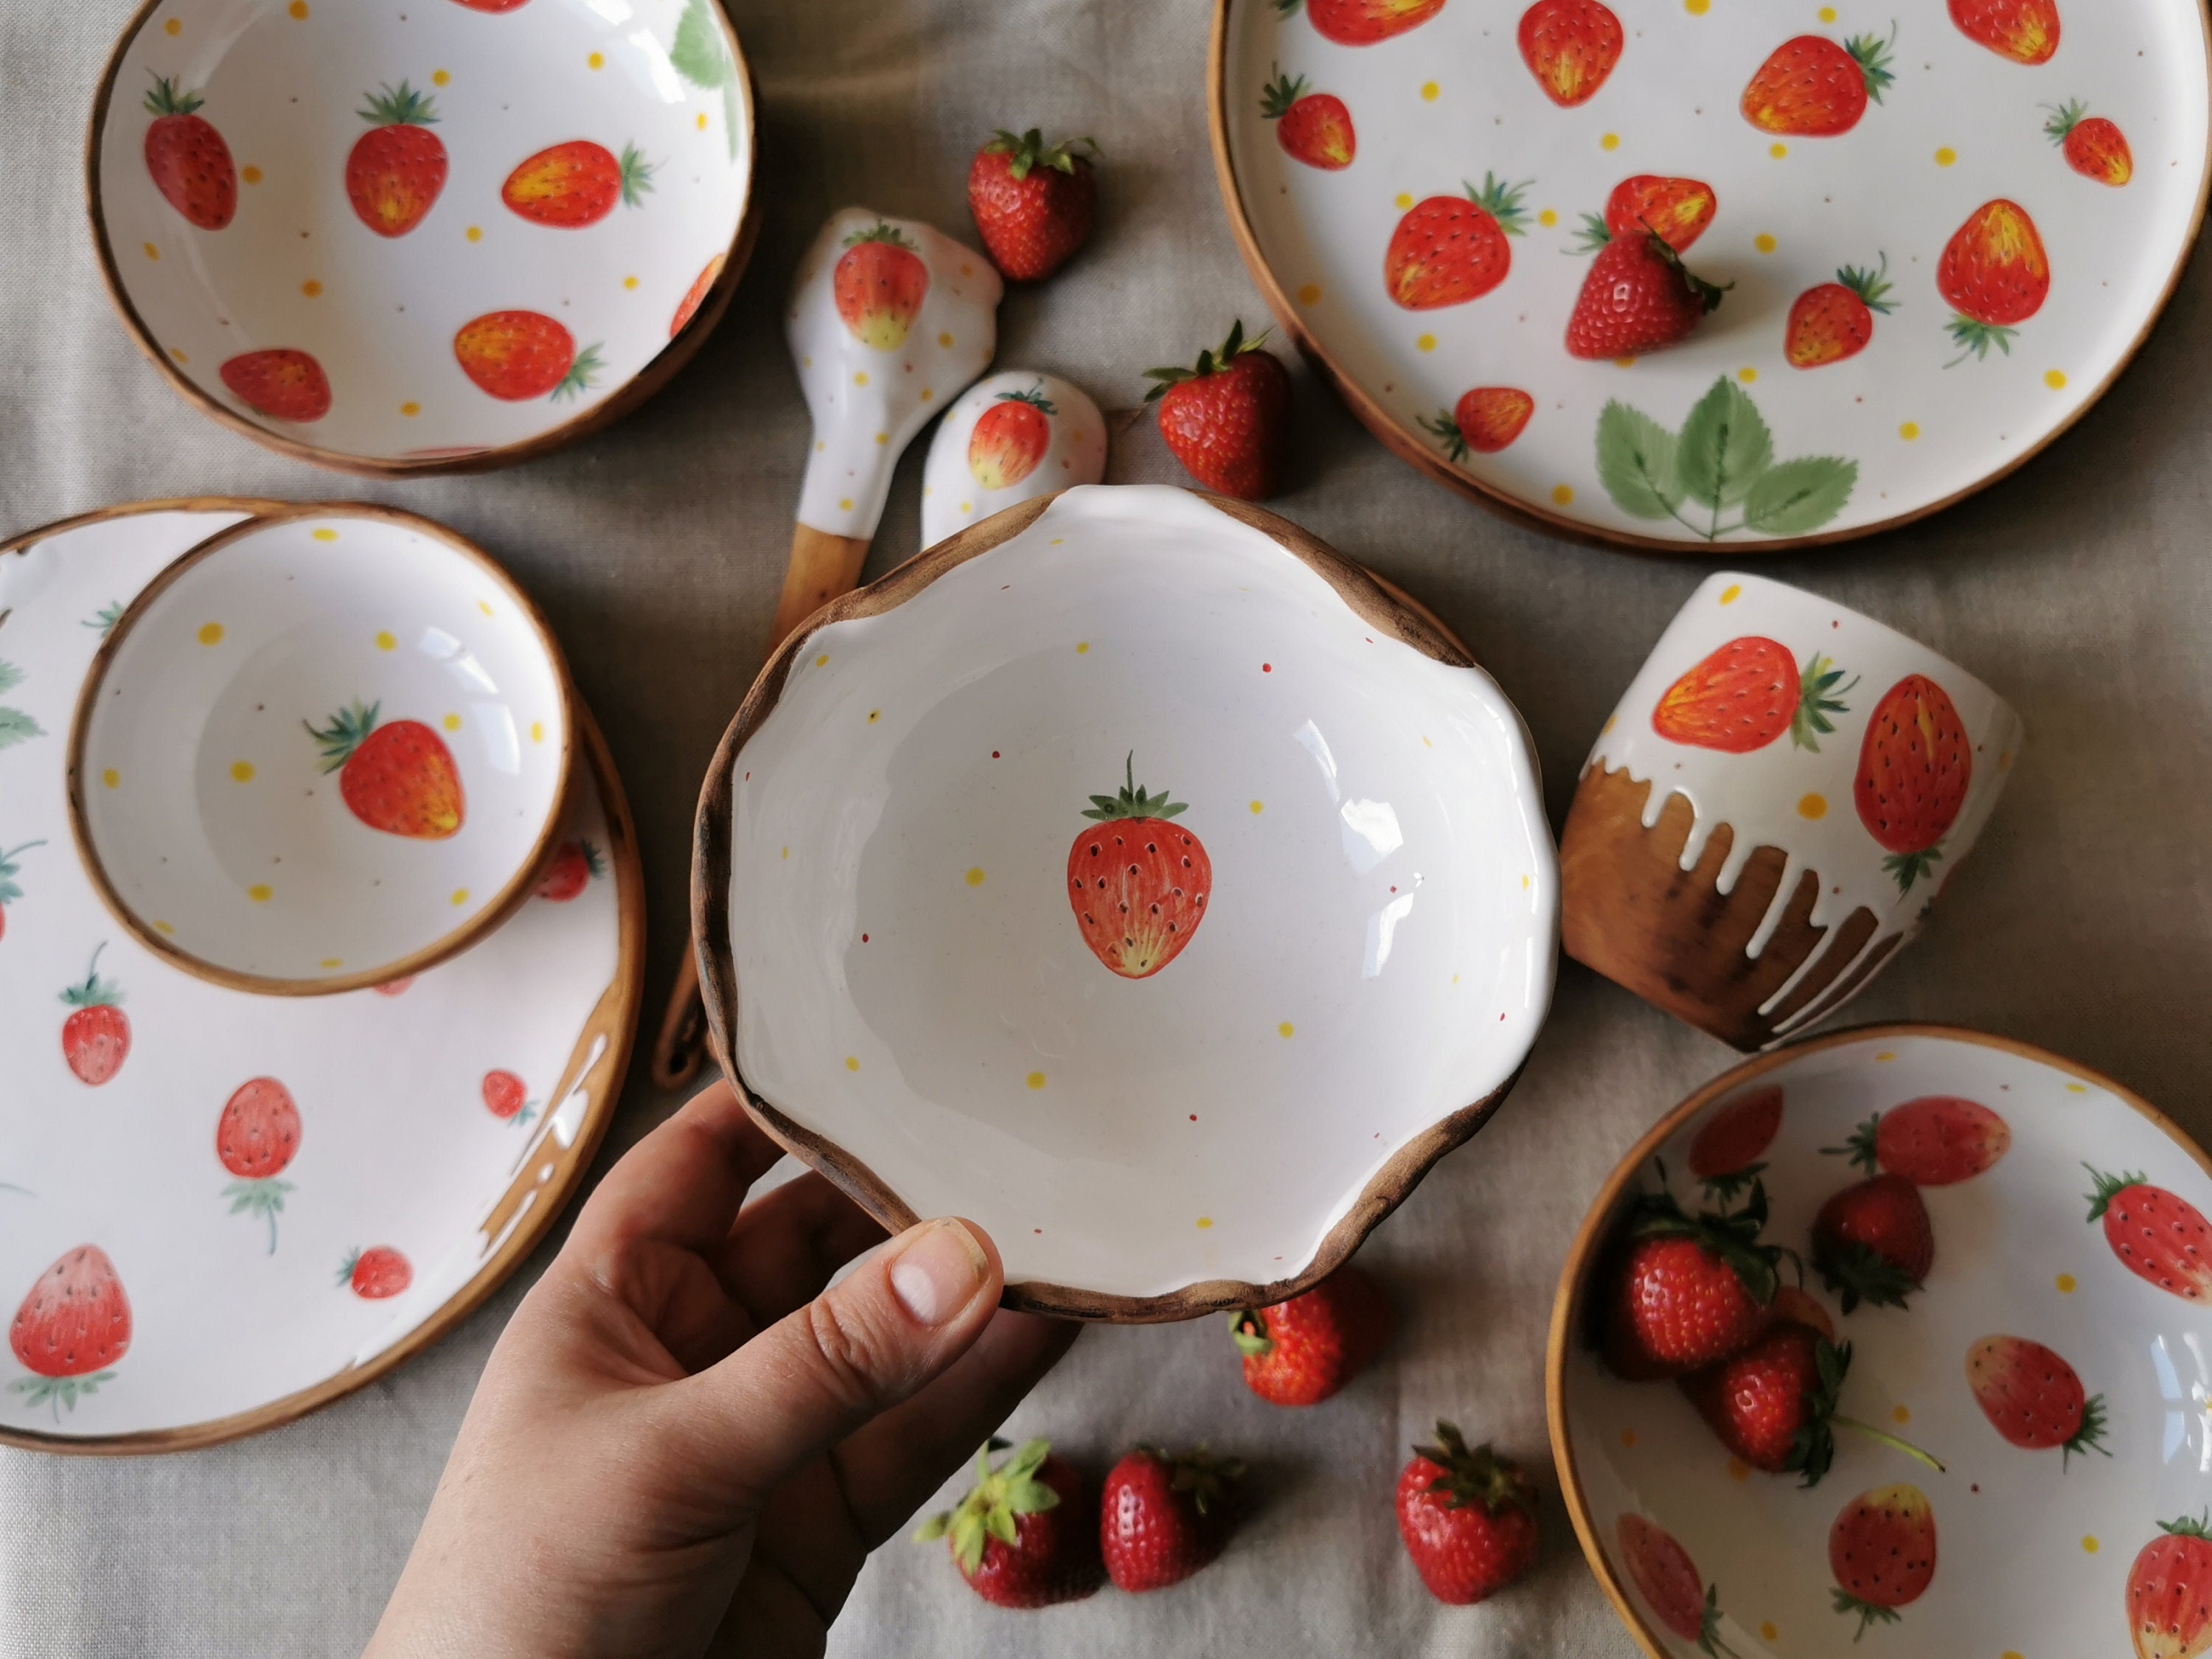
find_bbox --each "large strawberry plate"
[1211,0,2211,549]
[1549,1024,2212,1658]
[0,502,642,1451]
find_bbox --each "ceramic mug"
[1560,572,2023,1051]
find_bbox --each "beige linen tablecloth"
[4,0,2210,1652]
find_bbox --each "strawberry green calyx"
[1786,1337,1946,1487]
[1832,1587,1902,1638]
[552,343,605,402]
[2162,1512,2212,1539]
[2065,1391,2112,1468]
[359,80,438,128]
[1643,226,1731,315]
[0,838,45,905]
[1568,209,1613,254]
[1079,753,1187,824]
[1412,1422,1534,1515]
[1228,1307,1274,1358]
[1790,653,1858,751]
[2043,99,2092,145]
[1259,67,1310,119]
[60,943,122,1012]
[617,143,657,207]
[1691,1585,1747,1659]
[1815,1237,1919,1314]
[1823,1115,1884,1175]
[1837,254,1896,316]
[1143,318,1272,402]
[914,1437,1061,1574]
[1848,26,1896,102]
[578,840,606,878]
[1465,171,1532,237]
[1145,1444,1245,1515]
[1882,841,1944,894]
[225,1172,294,1256]
[983,128,1098,181]
[335,1248,364,1287]
[2082,1164,2150,1222]
[842,222,919,254]
[1630,1176,1787,1306]
[305,700,383,773]
[1944,313,2017,365]
[144,73,206,119]
[83,602,125,636]
[996,386,1058,416]
[9,1369,115,1420]
[1416,408,1469,462]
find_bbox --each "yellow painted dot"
[1899,422,1921,441]
[1422,735,1433,748]
[1600,132,1620,150]
[1686,0,1708,12]
[2084,1536,2100,1554]
[442,712,462,732]
[168,347,189,364]
[1279,1021,1295,1039]
[965,867,986,887]
[2054,1271,2076,1293]
[1537,208,1558,227]
[240,165,262,185]
[1551,484,1574,506]
[302,279,322,301]
[1613,355,1636,367]
[853,370,869,387]
[1818,3,1837,17]
[143,241,165,265]
[311,527,337,542]
[867,709,880,723]
[1935,146,1958,167]
[373,630,397,652]
[874,431,889,445]
[1770,142,1789,159]
[1196,1217,1214,1230]
[248,883,273,902]
[1416,333,1437,352]
[838,497,853,512]
[1620,1429,1637,1448]
[1763,1624,1782,1644]
[450,888,469,906]
[287,0,306,17]
[696,111,708,130]
[318,957,343,970]
[466,225,482,243]
[920,387,934,401]
[1394,192,1413,209]
[430,68,450,86]
[1026,1071,1046,1090]
[1739,366,1758,383]
[1754,234,1778,255]
[1719,583,1742,605]
[1726,1458,1750,1482]
[1798,793,1828,820]
[815,653,830,667]
[938,332,955,348]
[529,721,544,743]
[1521,874,1531,889]
[1076,641,1089,655]
[154,920,174,935]
[587,50,604,68]
[1420,80,1440,100]
[1250,800,1265,814]
[2065,1082,2087,1094]
[781,846,789,860]
[164,15,181,32]
[845,1055,860,1072]
[196,621,224,646]
[622,275,639,291]
[1295,282,1322,305]
[1877,1051,1896,1062]
[1892,1404,1912,1425]
[399,400,420,417]
[229,760,254,783]
[2045,369,2068,390]
[99,768,120,790]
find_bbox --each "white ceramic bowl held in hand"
[694,484,1558,1320]
[70,507,574,993]
[919,370,1107,548]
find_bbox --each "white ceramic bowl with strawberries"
[1549,1023,2212,1659]
[88,0,757,473]
[69,505,575,994]
[692,484,1558,1321]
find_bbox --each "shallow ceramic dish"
[0,501,641,1452]
[694,484,1557,1321]
[1211,0,2212,549]
[89,0,757,474]
[1550,1024,2212,1658]
[70,506,575,995]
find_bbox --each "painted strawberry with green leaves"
[482,1068,536,1127]
[536,838,603,901]
[1652,638,1855,754]
[1419,388,1533,459]
[340,1245,412,1299]
[1787,256,1896,368]
[1832,1096,2010,1185]
[1829,1484,1936,1637]
[1854,673,1971,893]
[1966,1334,2108,1466]
[143,74,236,230]
[1615,1514,1742,1657]
[2129,1515,2212,1659]
[1384,175,1528,310]
[60,943,129,1086]
[2086,1166,2212,1303]
[9,1245,131,1419]
[969,389,1054,490]
[1067,754,1209,978]
[0,838,44,944]
[346,82,447,237]
[1261,68,1354,170]
[218,1077,301,1253]
[834,224,929,350]
[1688,1085,1783,1198]
[307,700,465,839]
[1276,0,1445,47]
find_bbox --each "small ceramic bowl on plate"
[693,484,1558,1321]
[69,505,575,994]
[88,0,757,473]
[1549,1024,2212,1659]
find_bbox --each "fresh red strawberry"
[453,311,597,401]
[2087,1168,2212,1302]
[968,131,1095,282]
[1688,1084,1784,1193]
[339,1245,412,1299]
[1965,1334,2107,1464]
[1065,754,1211,976]
[1853,673,1972,891]
[218,1077,301,1254]
[1396,1424,1539,1604]
[1261,69,1354,170]
[1680,1326,1941,1484]
[1279,0,1445,47]
[306,700,466,839]
[1615,1514,1735,1651]
[1950,0,2059,65]
[1565,226,1727,359]
[535,838,604,902]
[1100,1446,1242,1592]
[1832,1096,2011,1186]
[501,139,652,227]
[1829,1484,1936,1637]
[1517,0,1622,108]
[1939,200,2051,361]
[1419,387,1534,459]
[1812,1173,1932,1313]
[1383,175,1528,310]
[968,388,1054,490]
[1602,1178,1784,1379]
[58,944,129,1087]
[1787,256,1896,368]
[1769,1284,1837,1343]
[8,1245,131,1416]
[1230,1262,1393,1405]
[1740,30,1894,137]
[481,1068,535,1126]
[1143,320,1291,500]
[1653,639,1856,756]
[916,1438,1103,1608]
[2048,100,2131,186]
[142,74,235,230]
[669,254,724,338]
[1601,175,1716,252]
[2129,1516,2212,1659]
[346,83,446,237]
[220,349,331,423]
[0,838,41,944]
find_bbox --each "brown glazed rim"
[65,501,580,997]
[1206,0,2212,557]
[0,498,645,1454]
[84,0,762,478]
[1543,1020,2212,1659]
[692,487,1548,1322]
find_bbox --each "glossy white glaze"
[919,370,1107,548]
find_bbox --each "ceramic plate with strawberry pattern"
[1212,0,2211,549]
[89,0,755,473]
[0,502,641,1450]
[1548,1024,2212,1658]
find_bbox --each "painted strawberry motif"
[307,700,465,838]
[1951,0,2059,65]
[1278,0,1446,47]
[2130,1516,2212,1659]
[1939,200,2051,361]
[59,944,129,1086]
[833,224,929,350]
[1384,175,1529,310]
[1418,387,1534,459]
[1854,673,1971,892]
[374,975,415,997]
[1261,69,1354,170]
[1688,1083,1783,1197]
[1787,256,1896,368]
[1653,639,1855,755]
[1832,1096,2011,1185]
[1602,1178,1784,1379]
[142,74,235,230]
[1830,1484,1935,1636]
[453,311,599,401]
[218,1077,300,1253]
[1813,1172,1933,1312]
[501,140,653,226]
[1599,175,1717,253]
[340,1245,412,1299]
[969,388,1054,490]
[0,838,44,944]
[482,1068,536,1126]
[1966,1334,2107,1464]
[2048,100,2132,185]
[220,349,332,423]
[670,254,724,338]
[1741,30,1894,137]
[1615,1514,1736,1652]
[1566,226,1728,358]
[346,83,446,237]
[536,838,604,901]
[9,1246,131,1418]
[1517,0,1622,108]
[1067,755,1209,978]
[2086,1167,2212,1302]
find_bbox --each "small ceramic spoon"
[919,371,1107,549]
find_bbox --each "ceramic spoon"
[650,207,1002,1088]
[919,370,1107,549]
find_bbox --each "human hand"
[363,1078,1079,1659]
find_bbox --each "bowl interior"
[1557,1027,2212,1659]
[77,510,571,988]
[94,0,752,465]
[722,486,1557,1307]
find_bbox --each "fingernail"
[889,1219,989,1326]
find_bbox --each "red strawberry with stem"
[1229,1262,1393,1406]
[1065,753,1211,978]
[346,83,446,237]
[219,1077,300,1253]
[1853,673,1972,892]
[1518,0,1622,108]
[1599,175,1717,253]
[1100,1445,1243,1592]
[1615,1514,1743,1657]
[915,1437,1103,1607]
[536,838,604,901]
[1276,0,1445,47]
[1419,387,1534,459]
[1384,175,1529,310]
[220,349,331,423]
[1965,1334,2107,1464]
[1681,1326,1944,1484]
[832,223,931,346]
[501,140,653,227]
[1262,69,1354,170]
[1812,1173,1933,1312]
[1741,29,1895,137]
[1830,1485,1936,1637]
[59,943,129,1087]
[1939,200,2050,362]
[453,311,598,401]
[1831,1096,2010,1186]
[1951,0,2059,65]
[1653,639,1857,756]
[142,74,236,230]
[1602,1177,1787,1379]
[1689,1085,1784,1199]
[8,1246,131,1419]
[339,1246,412,1299]
[2048,100,2132,186]
[482,1068,536,1127]
[2130,1515,2212,1659]
[1566,224,1728,359]
[968,388,1054,490]
[1143,320,1291,500]
[1787,255,1896,368]
[669,254,724,338]
[1396,1423,1539,1604]
[2086,1166,2212,1302]
[306,700,466,839]
[967,130,1096,281]
[0,838,45,944]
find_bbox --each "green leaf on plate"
[0,707,44,751]
[1595,401,1683,521]
[1675,376,1773,510]
[1744,456,1858,535]
[672,0,733,89]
